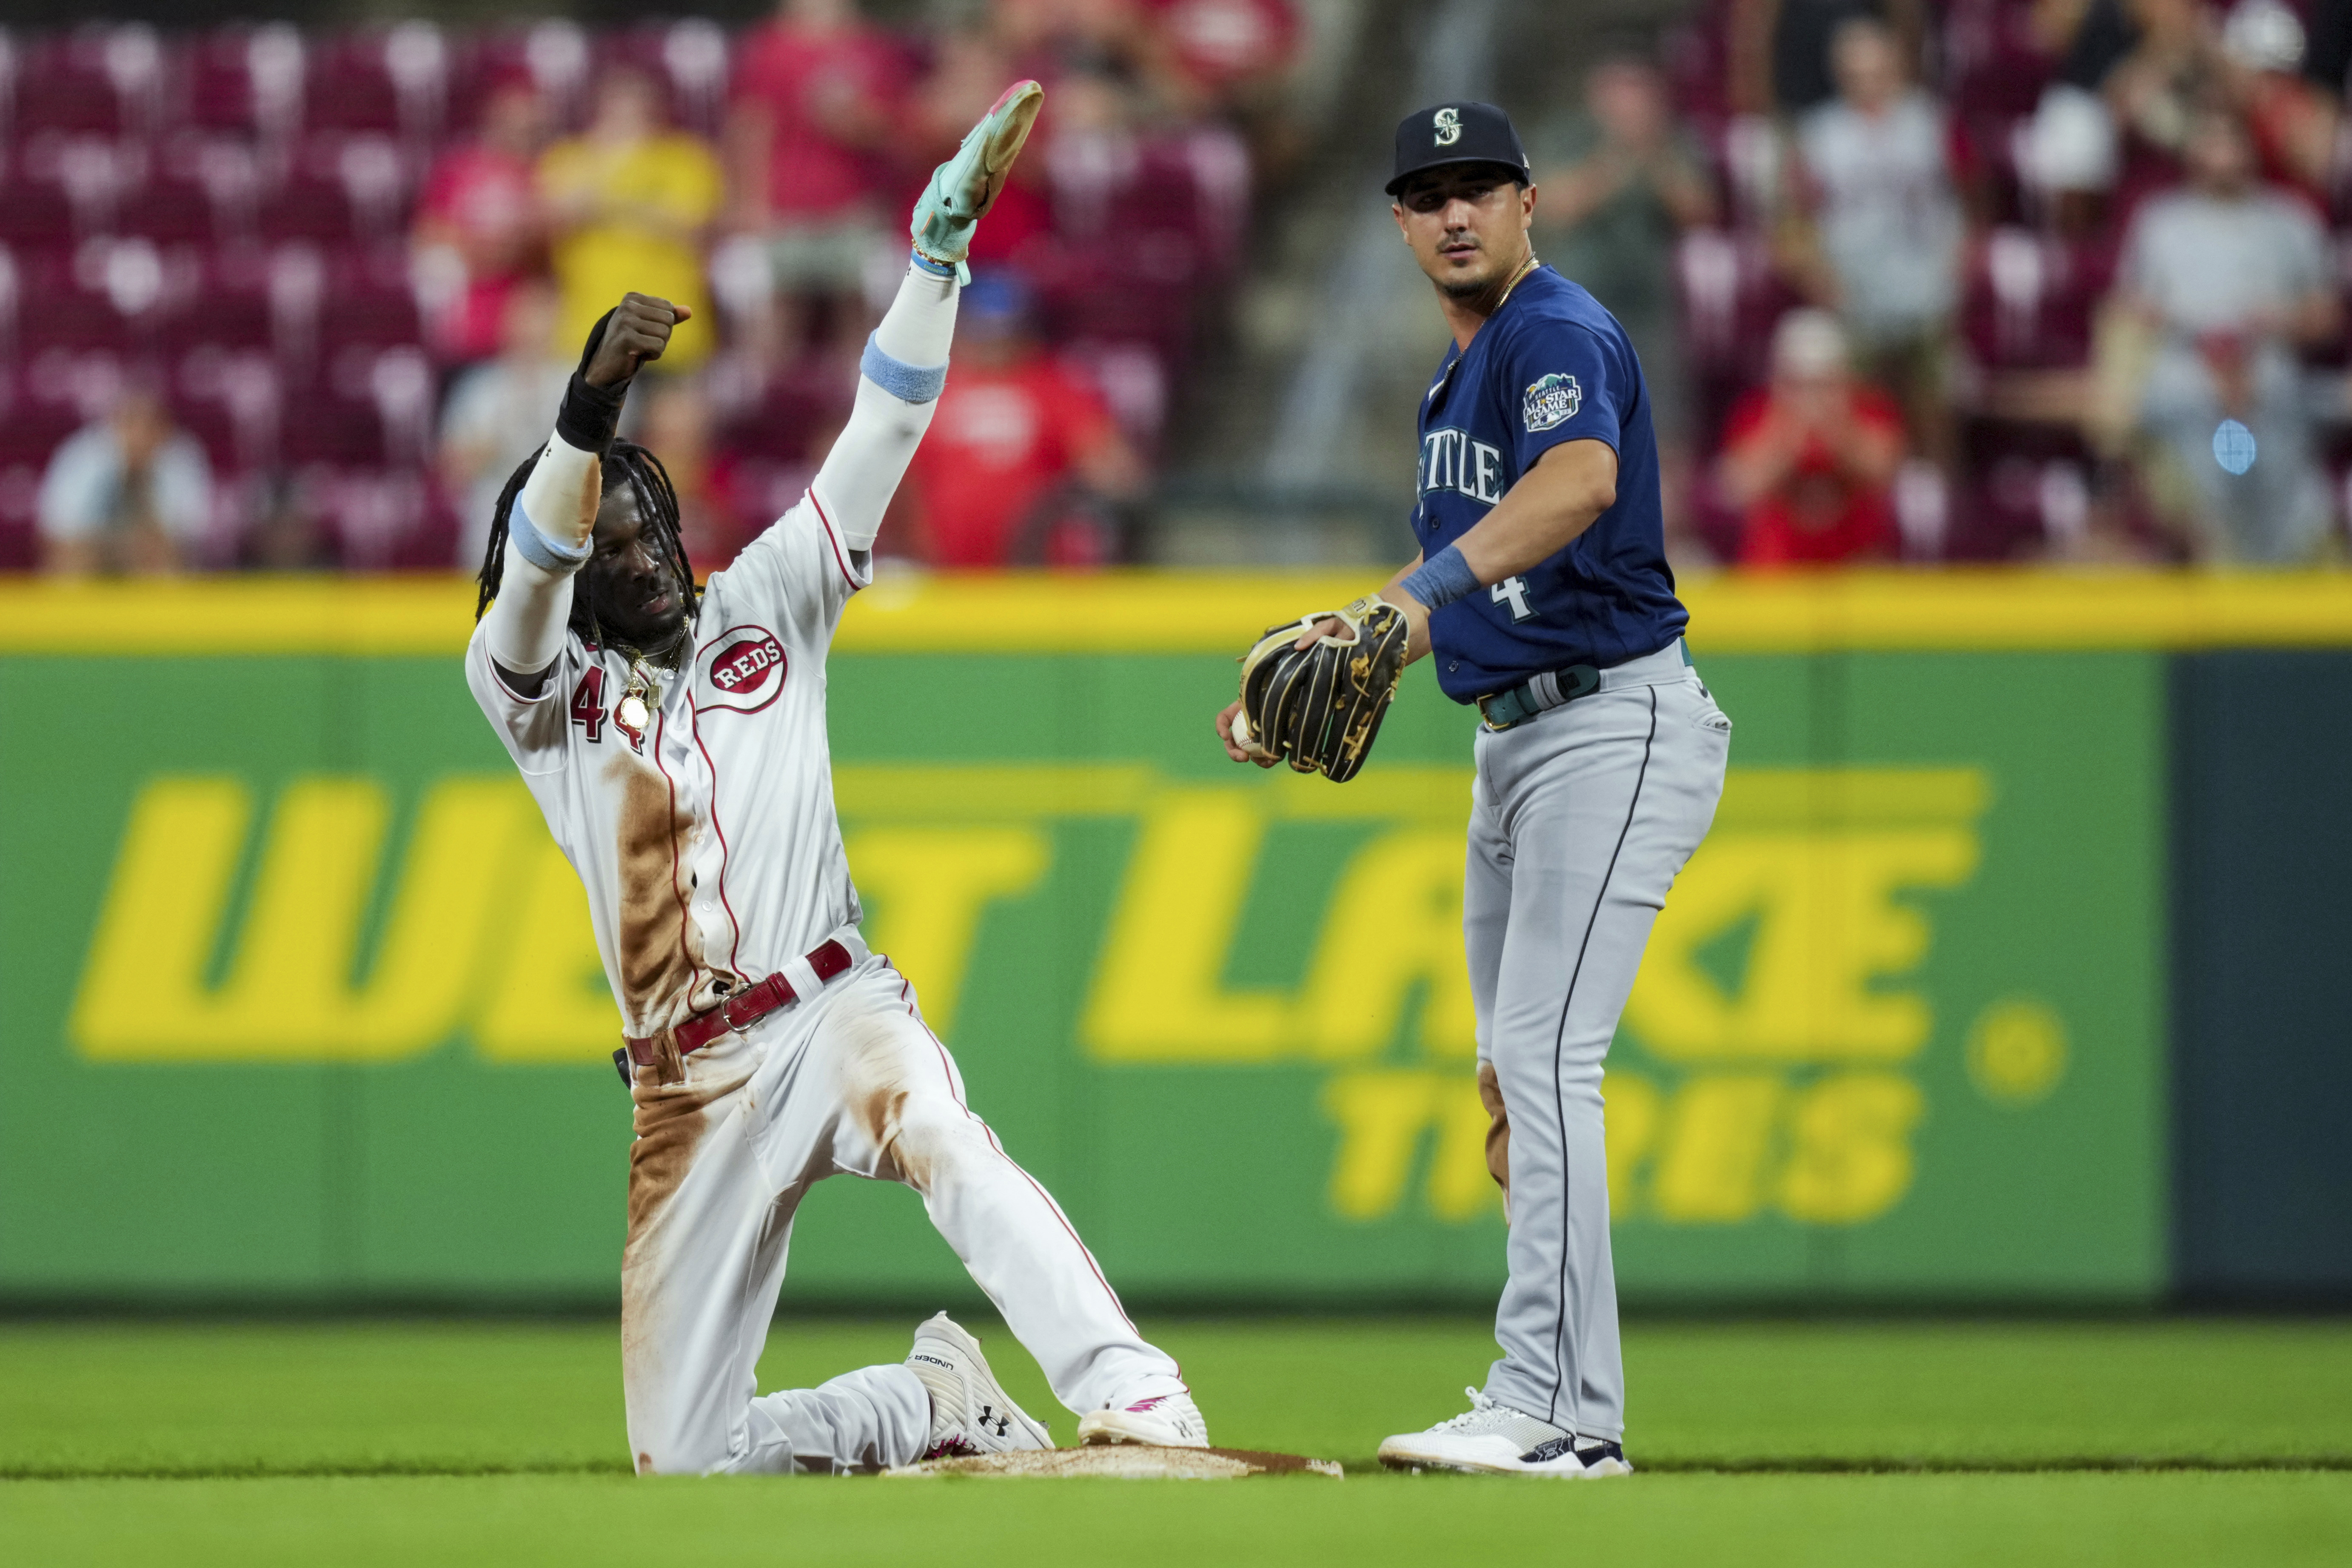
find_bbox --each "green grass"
[3,1317,2349,1565]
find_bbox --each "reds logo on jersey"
[698,626,789,714]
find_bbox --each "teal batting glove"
[909,79,1044,285]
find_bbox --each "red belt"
[615,938,855,1084]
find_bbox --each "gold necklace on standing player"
[1489,251,1540,314]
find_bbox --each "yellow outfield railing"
[0,567,2348,655]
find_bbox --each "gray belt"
[1476,639,1693,732]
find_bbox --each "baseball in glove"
[1234,596,1411,783]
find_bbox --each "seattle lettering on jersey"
[1419,428,1505,507]
[1409,266,1686,701]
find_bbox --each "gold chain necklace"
[612,641,681,750]
[1491,251,1540,314]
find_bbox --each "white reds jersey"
[465,495,870,1040]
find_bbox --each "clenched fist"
[583,293,693,389]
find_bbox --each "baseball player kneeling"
[1217,102,1730,1478]
[465,82,1204,1474]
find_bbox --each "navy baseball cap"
[1386,101,1530,196]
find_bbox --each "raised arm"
[810,80,1043,555]
[478,294,688,698]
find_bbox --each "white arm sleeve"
[481,538,576,675]
[811,263,959,550]
[480,432,602,675]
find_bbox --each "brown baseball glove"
[1233,596,1411,783]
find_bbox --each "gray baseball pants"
[1465,639,1729,1442]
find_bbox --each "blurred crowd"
[14,2,2352,577]
[0,1,1289,574]
[1591,0,2352,565]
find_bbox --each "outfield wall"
[1,572,2345,1308]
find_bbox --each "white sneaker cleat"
[905,1313,1053,1460]
[1078,1390,1210,1449]
[1377,1388,1633,1478]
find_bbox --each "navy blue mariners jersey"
[1411,265,1686,702]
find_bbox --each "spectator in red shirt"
[1144,0,1298,112]
[1719,308,1907,567]
[906,271,1145,567]
[726,0,905,351]
[412,76,550,365]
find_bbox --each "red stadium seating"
[1,14,1272,570]
[0,175,74,251]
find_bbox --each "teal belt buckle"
[1479,687,1539,730]
[1480,664,1599,731]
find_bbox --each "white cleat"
[1078,1390,1210,1449]
[1378,1388,1634,1478]
[905,1313,1053,1460]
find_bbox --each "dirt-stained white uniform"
[465,267,1185,1476]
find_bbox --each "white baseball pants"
[1465,643,1729,1443]
[620,955,1185,1474]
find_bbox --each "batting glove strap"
[555,306,630,454]
[861,330,949,404]
[554,373,627,456]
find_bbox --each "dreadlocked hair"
[473,439,699,645]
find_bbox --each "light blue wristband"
[1398,543,1480,611]
[509,496,591,573]
[861,331,949,404]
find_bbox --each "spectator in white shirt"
[38,389,213,576]
[2118,106,2341,562]
[1790,15,1963,470]
[438,279,574,565]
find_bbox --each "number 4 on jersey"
[569,667,606,742]
[1491,576,1536,622]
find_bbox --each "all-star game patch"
[1523,372,1581,433]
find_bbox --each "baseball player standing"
[1218,101,1729,1476]
[467,82,1205,1475]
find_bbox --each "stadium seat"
[154,267,275,357]
[596,17,730,137]
[714,356,848,466]
[471,20,591,131]
[186,24,307,140]
[316,277,425,362]
[1960,226,2109,371]
[0,366,89,471]
[15,281,134,355]
[305,37,405,136]
[0,176,75,251]
[279,391,387,467]
[11,59,125,137]
[117,171,223,247]
[256,171,367,248]
[172,346,281,470]
[312,464,434,569]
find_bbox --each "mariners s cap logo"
[1433,106,1461,146]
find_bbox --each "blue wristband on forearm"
[861,331,949,404]
[1399,543,1480,611]
[508,495,592,573]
